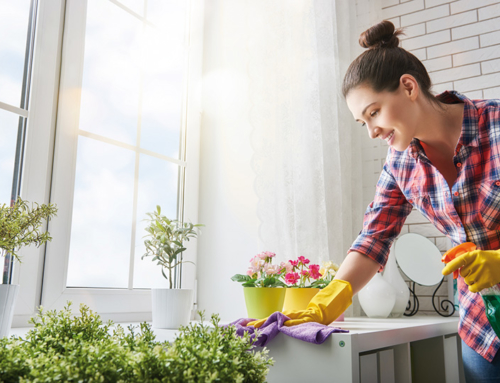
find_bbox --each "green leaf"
[161,268,169,281]
[263,276,275,287]
[270,280,286,288]
[231,274,251,283]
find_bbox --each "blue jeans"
[462,340,500,382]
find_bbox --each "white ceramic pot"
[151,288,193,329]
[358,273,396,318]
[0,284,19,338]
[383,246,410,317]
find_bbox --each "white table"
[260,316,465,383]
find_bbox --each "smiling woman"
[337,19,500,382]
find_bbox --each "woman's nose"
[367,125,380,140]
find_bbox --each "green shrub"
[0,303,272,383]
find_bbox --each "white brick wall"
[451,0,500,14]
[427,36,479,59]
[426,10,477,33]
[401,4,450,26]
[357,0,500,316]
[481,30,500,47]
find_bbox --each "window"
[0,0,37,283]
[10,0,203,323]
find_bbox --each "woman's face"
[346,81,418,152]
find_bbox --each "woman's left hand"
[442,250,500,293]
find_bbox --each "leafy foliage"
[0,303,272,383]
[164,312,273,382]
[0,198,57,262]
[231,273,286,288]
[142,205,203,288]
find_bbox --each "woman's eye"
[370,110,378,117]
[361,122,366,127]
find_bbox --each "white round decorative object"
[383,245,410,317]
[395,233,443,286]
[358,273,396,318]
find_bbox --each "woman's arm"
[334,251,380,295]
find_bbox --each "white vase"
[358,273,396,318]
[151,288,193,329]
[0,284,20,338]
[383,245,410,317]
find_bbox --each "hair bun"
[359,20,404,49]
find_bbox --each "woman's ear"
[399,74,419,101]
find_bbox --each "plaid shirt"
[350,90,500,362]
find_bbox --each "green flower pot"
[243,287,286,319]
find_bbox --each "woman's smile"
[382,130,395,145]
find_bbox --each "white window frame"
[12,0,66,327]
[12,0,203,325]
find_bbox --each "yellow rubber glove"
[247,279,352,328]
[442,249,500,293]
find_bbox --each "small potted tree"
[142,205,202,329]
[0,197,57,337]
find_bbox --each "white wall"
[196,1,261,320]
[196,1,362,321]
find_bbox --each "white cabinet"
[261,317,465,383]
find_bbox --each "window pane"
[0,109,20,205]
[78,0,142,145]
[66,137,135,288]
[116,0,144,17]
[140,25,184,159]
[147,0,186,35]
[133,155,179,288]
[0,0,31,107]
[63,0,188,291]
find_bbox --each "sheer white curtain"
[247,0,361,267]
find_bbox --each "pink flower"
[280,261,293,273]
[285,272,300,285]
[298,256,310,265]
[289,260,299,267]
[256,252,268,260]
[300,269,309,276]
[264,263,280,275]
[262,251,276,258]
[250,257,264,273]
[246,269,255,277]
[309,264,322,279]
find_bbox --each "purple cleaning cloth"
[228,312,348,347]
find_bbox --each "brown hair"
[342,20,435,102]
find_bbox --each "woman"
[249,20,500,381]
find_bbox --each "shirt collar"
[407,90,479,160]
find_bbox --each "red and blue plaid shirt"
[349,90,500,362]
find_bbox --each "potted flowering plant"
[231,251,287,319]
[281,257,341,312]
[281,256,322,311]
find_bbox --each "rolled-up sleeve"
[349,161,412,270]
